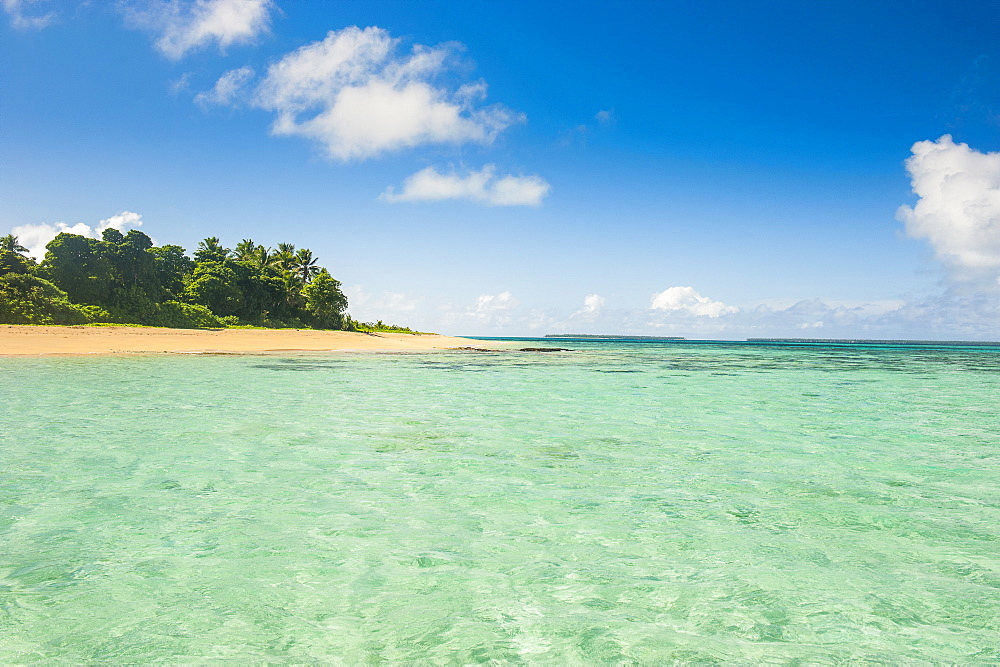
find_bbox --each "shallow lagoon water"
[1,341,998,662]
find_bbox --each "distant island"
[545,334,686,340]
[747,338,1000,346]
[0,231,413,332]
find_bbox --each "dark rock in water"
[518,347,572,352]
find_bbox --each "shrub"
[77,304,115,323]
[0,274,93,325]
[152,301,225,328]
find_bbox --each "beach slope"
[0,325,480,356]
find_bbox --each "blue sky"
[3,0,999,338]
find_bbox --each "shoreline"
[0,325,487,356]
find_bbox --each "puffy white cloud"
[2,0,54,29]
[11,211,143,259]
[254,26,523,161]
[581,293,604,313]
[572,293,605,318]
[897,135,1000,286]
[650,286,738,318]
[380,164,549,206]
[131,0,273,60]
[195,66,255,107]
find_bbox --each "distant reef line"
[747,338,1000,345]
[544,334,686,340]
[541,335,999,346]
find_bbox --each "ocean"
[1,339,997,662]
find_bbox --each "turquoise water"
[1,341,998,662]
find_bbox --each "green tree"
[302,269,348,329]
[194,237,231,264]
[102,230,159,299]
[181,261,242,316]
[234,239,258,262]
[40,233,111,306]
[0,234,29,254]
[281,272,305,313]
[293,248,321,283]
[272,242,296,273]
[250,245,274,271]
[231,261,286,323]
[0,235,34,275]
[149,245,194,298]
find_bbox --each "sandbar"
[0,325,486,356]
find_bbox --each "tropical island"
[0,230,406,332]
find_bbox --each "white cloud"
[595,109,615,124]
[131,0,273,60]
[454,291,524,330]
[650,286,738,318]
[380,164,549,206]
[253,26,523,161]
[195,66,255,107]
[897,135,1000,287]
[581,293,604,313]
[169,72,193,95]
[383,288,996,340]
[340,284,425,325]
[474,291,519,313]
[11,211,143,260]
[572,293,605,317]
[2,0,54,29]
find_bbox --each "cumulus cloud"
[130,0,273,60]
[380,164,549,206]
[253,26,523,161]
[650,286,738,318]
[2,0,55,29]
[572,293,605,317]
[195,66,255,107]
[11,211,144,260]
[897,135,1000,286]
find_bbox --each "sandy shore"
[0,325,486,356]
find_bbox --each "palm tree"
[0,234,28,254]
[234,239,275,271]
[293,248,320,283]
[0,234,33,275]
[273,243,296,273]
[234,239,258,261]
[282,272,304,310]
[252,245,273,271]
[194,237,231,264]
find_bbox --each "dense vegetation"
[0,231,359,329]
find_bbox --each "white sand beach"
[0,325,483,356]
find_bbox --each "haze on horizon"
[2,0,999,339]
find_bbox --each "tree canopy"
[0,232,356,330]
